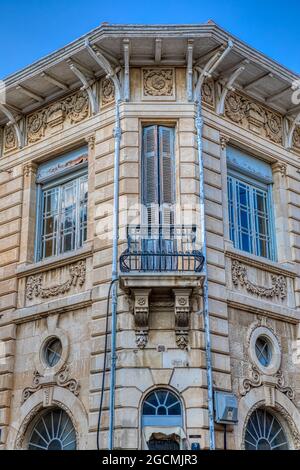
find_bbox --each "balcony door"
[142,125,176,270]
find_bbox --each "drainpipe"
[195,97,216,450]
[108,97,122,450]
[84,38,123,450]
[194,40,233,450]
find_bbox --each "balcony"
[119,225,204,290]
[119,225,205,349]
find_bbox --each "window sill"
[16,242,93,278]
[225,245,297,278]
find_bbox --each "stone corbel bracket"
[283,111,300,149]
[216,60,248,115]
[132,289,151,349]
[66,59,98,115]
[173,289,192,350]
[0,103,24,148]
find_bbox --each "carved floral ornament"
[4,125,17,151]
[25,260,86,300]
[26,90,89,144]
[231,259,287,301]
[143,68,174,97]
[224,90,283,144]
[101,77,115,106]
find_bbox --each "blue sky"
[0,0,299,78]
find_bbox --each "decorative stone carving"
[272,161,287,177]
[143,68,174,97]
[22,364,80,404]
[27,90,89,144]
[275,369,295,400]
[276,404,300,449]
[292,125,300,149]
[202,78,215,107]
[225,91,283,144]
[132,289,151,348]
[232,260,287,300]
[85,134,95,151]
[23,162,37,178]
[25,260,86,300]
[220,134,230,151]
[240,364,262,395]
[55,364,80,396]
[173,289,191,350]
[4,125,17,152]
[240,364,294,401]
[101,78,115,106]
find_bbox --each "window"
[28,408,77,450]
[142,389,185,450]
[142,125,175,227]
[43,337,62,367]
[227,147,275,260]
[255,336,272,367]
[245,408,288,450]
[36,148,88,261]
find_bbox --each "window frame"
[227,166,277,261]
[35,165,88,262]
[141,124,176,228]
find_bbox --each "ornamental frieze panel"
[25,260,86,306]
[142,68,175,100]
[26,90,89,144]
[231,259,287,302]
[202,78,215,108]
[100,77,115,107]
[225,91,283,144]
[4,124,18,152]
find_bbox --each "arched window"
[245,408,289,450]
[142,389,184,450]
[27,408,77,450]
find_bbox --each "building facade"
[1,22,300,450]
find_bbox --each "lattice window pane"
[39,171,88,259]
[227,172,274,260]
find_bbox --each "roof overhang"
[1,22,299,125]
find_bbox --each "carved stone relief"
[240,364,294,401]
[225,90,283,144]
[26,90,89,144]
[202,78,215,107]
[101,78,115,106]
[130,288,192,349]
[231,259,287,300]
[4,125,17,152]
[22,364,80,404]
[132,289,151,349]
[143,68,174,98]
[25,260,86,300]
[173,289,191,350]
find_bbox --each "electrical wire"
[96,278,118,451]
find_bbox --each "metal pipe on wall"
[108,98,122,450]
[194,40,233,450]
[195,97,216,450]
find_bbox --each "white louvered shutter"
[159,126,175,229]
[142,126,159,230]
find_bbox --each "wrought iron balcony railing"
[120,225,204,273]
